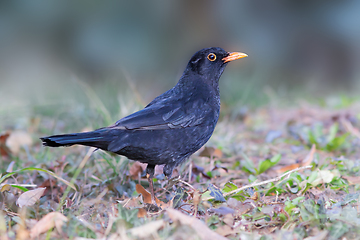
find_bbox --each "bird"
[40,47,247,205]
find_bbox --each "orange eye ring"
[207,53,216,61]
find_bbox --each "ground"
[0,87,360,240]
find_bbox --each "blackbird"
[41,47,247,204]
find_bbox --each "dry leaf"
[223,214,234,226]
[301,144,316,167]
[342,176,360,185]
[136,184,153,204]
[6,130,33,155]
[199,146,223,159]
[135,184,163,206]
[0,132,11,157]
[137,208,147,218]
[275,144,315,174]
[227,198,254,216]
[275,163,301,173]
[129,162,146,179]
[166,208,228,240]
[16,188,46,208]
[118,196,143,209]
[30,212,68,239]
[128,220,165,238]
[192,165,211,179]
[0,184,11,192]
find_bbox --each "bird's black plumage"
[41,47,247,179]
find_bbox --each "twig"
[121,198,132,208]
[202,165,312,201]
[177,179,196,191]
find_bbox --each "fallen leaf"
[135,184,163,206]
[129,162,146,179]
[192,165,211,179]
[128,220,165,238]
[0,132,11,157]
[38,179,57,188]
[343,175,360,185]
[199,146,223,159]
[227,198,254,216]
[223,213,234,226]
[137,208,147,218]
[301,144,316,167]
[250,191,259,201]
[274,163,301,174]
[30,212,68,239]
[275,144,315,174]
[0,184,11,192]
[118,195,143,209]
[166,208,228,240]
[16,188,46,208]
[6,130,33,155]
[136,184,153,204]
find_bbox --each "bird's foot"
[144,203,161,212]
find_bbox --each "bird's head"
[185,47,247,82]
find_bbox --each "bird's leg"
[146,164,157,206]
[147,175,156,205]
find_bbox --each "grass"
[1,78,360,239]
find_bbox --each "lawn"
[1,81,360,240]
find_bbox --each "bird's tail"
[40,128,112,150]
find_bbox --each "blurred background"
[1,0,359,128]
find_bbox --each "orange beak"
[222,52,248,63]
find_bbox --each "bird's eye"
[207,53,216,61]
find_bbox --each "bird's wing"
[114,99,210,130]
